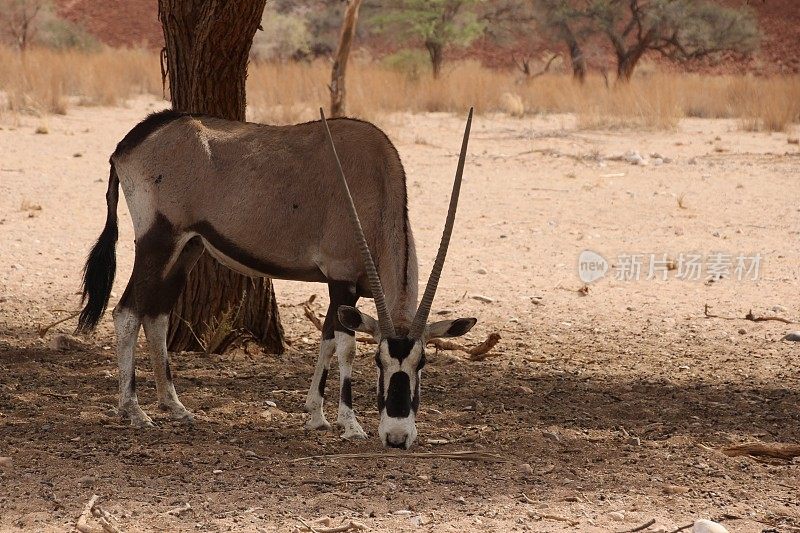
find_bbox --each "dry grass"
[1,46,798,132]
[0,46,160,116]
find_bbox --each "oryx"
[77,106,476,449]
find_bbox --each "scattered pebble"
[0,457,12,470]
[471,294,494,303]
[663,484,690,495]
[264,400,277,408]
[35,126,49,135]
[476,268,487,274]
[77,475,96,487]
[738,328,747,335]
[519,463,534,475]
[692,519,729,533]
[782,331,800,342]
[608,511,625,521]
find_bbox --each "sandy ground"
[1,97,799,532]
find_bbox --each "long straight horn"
[319,109,396,338]
[409,107,473,339]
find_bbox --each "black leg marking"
[318,368,328,397]
[130,372,136,394]
[328,281,358,336]
[341,377,353,408]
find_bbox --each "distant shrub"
[252,7,311,61]
[38,15,99,51]
[382,49,429,80]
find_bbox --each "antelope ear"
[338,306,380,337]
[426,317,477,339]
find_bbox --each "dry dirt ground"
[1,98,799,532]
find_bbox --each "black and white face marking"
[375,337,426,449]
[338,305,477,450]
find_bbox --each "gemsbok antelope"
[77,106,476,449]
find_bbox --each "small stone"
[244,450,257,457]
[738,328,746,335]
[542,430,560,442]
[788,137,799,145]
[77,475,96,487]
[692,519,729,533]
[664,484,690,495]
[35,126,49,135]
[519,463,534,475]
[456,496,467,504]
[0,457,12,470]
[73,152,83,158]
[264,400,277,407]
[476,268,487,274]
[426,438,449,445]
[782,331,800,342]
[471,294,494,303]
[688,157,698,165]
[212,469,223,474]
[626,436,641,446]
[609,511,625,521]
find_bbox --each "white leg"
[141,314,193,423]
[305,337,335,430]
[335,332,367,440]
[113,306,153,428]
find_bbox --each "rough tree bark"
[330,0,363,118]
[158,0,284,354]
[425,40,444,79]
[559,23,586,83]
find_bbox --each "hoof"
[127,413,155,428]
[338,420,368,440]
[305,416,332,431]
[161,403,195,425]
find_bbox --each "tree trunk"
[330,0,363,118]
[558,23,586,84]
[616,46,647,82]
[158,0,284,354]
[425,40,444,79]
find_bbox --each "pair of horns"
[319,107,473,340]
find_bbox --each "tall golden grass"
[1,46,798,132]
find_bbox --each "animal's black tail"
[76,161,120,332]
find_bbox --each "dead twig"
[303,295,323,331]
[704,304,795,324]
[164,502,192,516]
[617,518,656,533]
[529,512,580,526]
[721,442,800,461]
[292,450,507,464]
[294,516,365,533]
[76,495,122,533]
[37,310,80,337]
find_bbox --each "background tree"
[588,0,759,81]
[374,0,484,78]
[0,0,44,51]
[533,0,592,82]
[158,0,284,354]
[330,0,363,117]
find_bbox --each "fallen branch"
[617,518,656,533]
[704,304,795,324]
[292,450,507,464]
[303,295,323,331]
[76,495,122,533]
[721,442,800,461]
[302,296,500,357]
[294,517,365,533]
[528,512,580,526]
[37,310,80,337]
[164,502,192,516]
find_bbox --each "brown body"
[115,114,418,325]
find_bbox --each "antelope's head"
[320,108,477,449]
